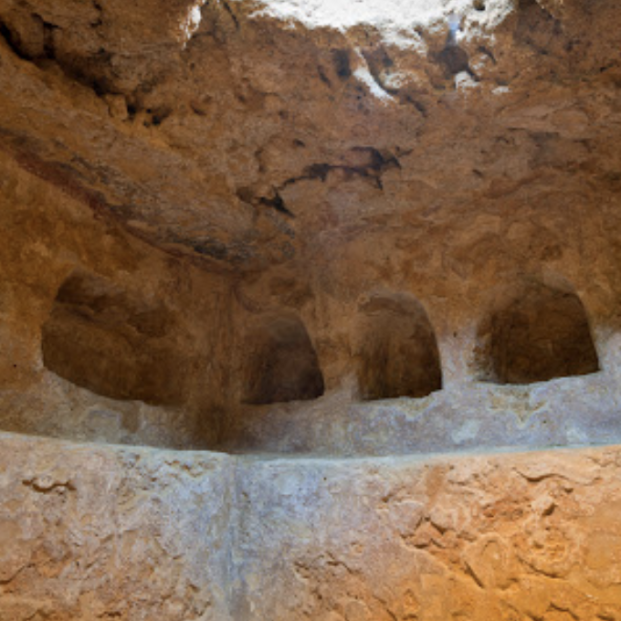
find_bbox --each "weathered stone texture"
[3,432,621,620]
[0,433,236,621]
[2,0,621,617]
[5,128,621,456]
[236,447,621,620]
[0,150,234,449]
[1,0,621,453]
[0,0,620,273]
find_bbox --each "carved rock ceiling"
[0,0,619,272]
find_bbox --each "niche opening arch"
[242,313,325,405]
[355,292,442,400]
[475,279,600,385]
[41,270,186,405]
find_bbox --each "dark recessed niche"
[476,281,600,384]
[42,271,186,405]
[356,293,442,400]
[242,314,325,405]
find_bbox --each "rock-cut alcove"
[476,281,600,385]
[242,313,325,405]
[356,293,442,400]
[42,271,187,405]
[3,0,621,617]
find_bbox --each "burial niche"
[477,281,600,384]
[356,293,442,400]
[42,271,186,405]
[243,314,324,405]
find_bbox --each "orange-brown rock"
[1,0,621,618]
[2,434,621,620]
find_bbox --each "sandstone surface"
[1,0,621,618]
[2,432,621,620]
[1,0,620,451]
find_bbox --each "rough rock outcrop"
[1,0,621,452]
[0,433,235,621]
[2,2,621,618]
[0,149,233,448]
[0,0,619,271]
[3,431,621,620]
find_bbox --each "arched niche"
[476,280,600,384]
[356,293,442,400]
[42,271,185,405]
[242,314,325,405]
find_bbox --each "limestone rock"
[2,432,621,620]
[1,1,621,618]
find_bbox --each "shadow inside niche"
[476,281,600,385]
[242,314,325,405]
[355,293,442,400]
[42,271,187,405]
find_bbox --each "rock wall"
[0,149,235,449]
[3,431,621,620]
[0,0,620,274]
[0,0,621,454]
[1,1,621,618]
[0,433,236,621]
[3,136,621,456]
[236,446,621,621]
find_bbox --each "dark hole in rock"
[42,271,186,405]
[332,48,352,79]
[243,314,324,405]
[356,293,442,400]
[479,282,600,384]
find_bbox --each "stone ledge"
[2,431,621,620]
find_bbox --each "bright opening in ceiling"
[252,0,510,35]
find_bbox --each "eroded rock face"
[0,150,234,449]
[0,433,235,621]
[42,271,188,405]
[4,129,618,455]
[477,281,600,384]
[355,293,442,400]
[2,1,621,619]
[0,0,620,271]
[242,313,325,405]
[237,445,621,621]
[0,0,620,455]
[3,432,621,621]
